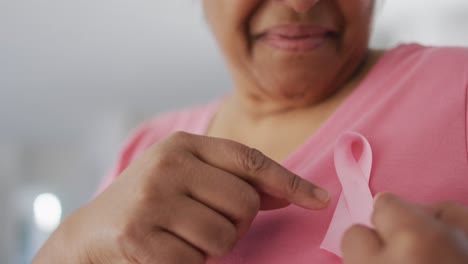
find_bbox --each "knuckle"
[168,131,192,142]
[151,132,192,158]
[286,174,302,197]
[116,219,205,264]
[116,224,136,246]
[149,134,195,174]
[116,223,142,260]
[172,253,204,264]
[239,147,267,176]
[157,248,204,264]
[149,131,189,156]
[151,233,205,264]
[166,255,204,264]
[241,188,261,218]
[151,150,189,174]
[134,183,173,217]
[232,186,261,223]
[211,223,238,256]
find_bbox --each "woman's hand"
[33,132,329,264]
[342,193,468,264]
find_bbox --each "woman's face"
[203,0,375,105]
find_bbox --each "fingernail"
[313,188,330,203]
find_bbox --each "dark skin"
[34,133,331,263]
[35,1,372,262]
[203,0,381,162]
[34,1,468,263]
[342,193,468,264]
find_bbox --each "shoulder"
[110,99,222,178]
[385,44,468,78]
[370,44,468,99]
[387,43,468,59]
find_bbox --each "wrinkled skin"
[203,0,375,111]
[33,132,329,263]
[34,1,468,264]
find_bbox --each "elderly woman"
[35,0,468,263]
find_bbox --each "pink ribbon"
[320,132,374,257]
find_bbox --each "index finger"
[186,133,330,210]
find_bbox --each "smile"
[255,25,336,52]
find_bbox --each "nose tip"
[279,0,321,13]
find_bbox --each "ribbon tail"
[320,193,352,257]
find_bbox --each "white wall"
[372,0,468,47]
[1,1,468,263]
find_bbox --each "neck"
[228,49,382,121]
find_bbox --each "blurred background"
[1,0,468,263]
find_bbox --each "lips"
[255,25,336,52]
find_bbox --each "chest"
[206,68,468,263]
[216,119,468,264]
[206,112,340,163]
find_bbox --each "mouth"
[253,24,337,52]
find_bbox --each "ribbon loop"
[320,132,374,257]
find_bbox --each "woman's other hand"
[342,193,468,264]
[33,132,329,264]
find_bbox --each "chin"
[255,70,335,104]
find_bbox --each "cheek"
[337,0,374,56]
[339,0,374,35]
[338,0,374,16]
[203,0,262,60]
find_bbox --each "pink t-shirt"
[99,44,468,263]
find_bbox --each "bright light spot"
[33,193,62,233]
